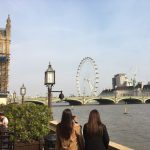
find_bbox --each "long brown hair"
[87,109,103,136]
[59,109,73,139]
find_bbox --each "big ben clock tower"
[0,15,11,97]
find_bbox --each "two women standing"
[55,109,109,150]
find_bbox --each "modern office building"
[112,73,133,89]
[101,73,143,97]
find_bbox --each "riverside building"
[101,73,150,98]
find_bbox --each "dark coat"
[0,124,7,133]
[83,123,109,150]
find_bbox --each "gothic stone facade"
[0,16,11,96]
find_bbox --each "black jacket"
[83,123,109,150]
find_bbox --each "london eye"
[76,57,99,97]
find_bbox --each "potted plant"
[1,103,52,150]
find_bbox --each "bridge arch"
[145,99,150,104]
[63,99,82,105]
[94,98,115,104]
[117,98,142,104]
[25,100,45,105]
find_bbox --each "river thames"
[53,104,150,150]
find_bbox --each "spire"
[6,15,11,39]
[6,15,11,26]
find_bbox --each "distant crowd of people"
[55,109,109,150]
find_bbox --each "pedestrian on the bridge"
[83,109,109,150]
[55,108,84,150]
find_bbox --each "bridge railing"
[49,121,134,150]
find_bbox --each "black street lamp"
[45,62,55,108]
[44,62,64,108]
[8,93,12,104]
[20,84,26,104]
[13,91,16,103]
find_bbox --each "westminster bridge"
[15,95,150,106]
[61,95,150,105]
[26,95,150,105]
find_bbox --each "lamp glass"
[21,88,26,95]
[13,92,16,99]
[47,72,55,84]
[45,64,55,85]
[20,85,26,95]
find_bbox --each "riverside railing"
[49,121,134,150]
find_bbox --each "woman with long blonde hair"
[83,109,109,150]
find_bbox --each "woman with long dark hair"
[55,109,84,150]
[83,109,109,150]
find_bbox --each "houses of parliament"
[0,16,11,98]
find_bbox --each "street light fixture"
[45,62,55,108]
[20,84,26,104]
[13,91,16,103]
[44,62,64,108]
[8,93,12,104]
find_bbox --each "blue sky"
[0,0,150,97]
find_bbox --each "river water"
[52,104,150,150]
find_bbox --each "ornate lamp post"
[45,63,55,108]
[13,91,16,103]
[44,62,64,108]
[8,93,12,104]
[20,84,26,104]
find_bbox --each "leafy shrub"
[1,103,52,143]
